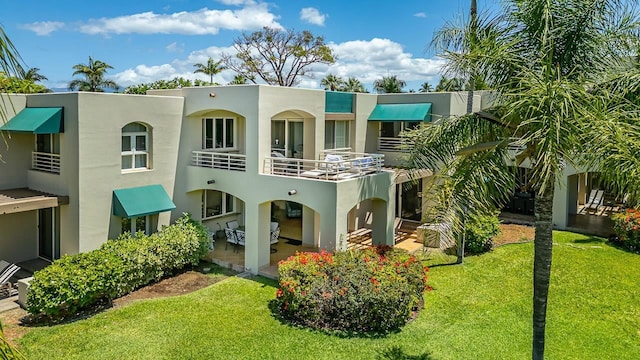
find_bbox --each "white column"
[372,198,394,246]
[244,201,271,275]
[302,205,315,246]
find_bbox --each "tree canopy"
[193,57,226,84]
[413,1,640,359]
[0,72,50,93]
[69,56,118,92]
[123,77,210,95]
[222,27,335,87]
[373,75,406,93]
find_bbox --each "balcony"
[32,152,60,174]
[264,150,384,181]
[377,137,414,153]
[192,150,246,172]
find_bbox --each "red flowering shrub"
[274,246,429,334]
[611,208,640,253]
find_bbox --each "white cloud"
[217,0,255,5]
[300,8,326,26]
[112,46,237,86]
[324,38,445,84]
[112,38,444,90]
[414,12,427,18]
[166,42,184,53]
[79,3,281,35]
[20,21,64,36]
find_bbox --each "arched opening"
[270,110,315,159]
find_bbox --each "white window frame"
[202,190,236,219]
[121,215,150,235]
[121,123,149,171]
[325,120,351,149]
[271,119,304,158]
[203,117,237,151]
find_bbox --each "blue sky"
[1,0,500,91]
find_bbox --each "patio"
[205,217,423,279]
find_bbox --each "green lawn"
[18,231,640,359]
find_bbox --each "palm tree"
[0,26,24,125]
[341,77,366,93]
[320,73,344,91]
[193,57,226,84]
[228,74,247,85]
[0,26,25,162]
[419,82,433,93]
[412,1,640,359]
[435,76,464,92]
[373,75,406,93]
[24,67,47,82]
[68,56,118,92]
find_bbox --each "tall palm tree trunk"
[532,181,555,360]
[466,0,478,115]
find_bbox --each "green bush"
[27,214,209,319]
[464,211,501,254]
[610,208,640,253]
[274,246,429,334]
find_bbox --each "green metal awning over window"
[0,107,64,134]
[113,185,176,218]
[367,103,432,122]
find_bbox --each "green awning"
[367,103,432,122]
[113,185,176,218]
[0,107,64,134]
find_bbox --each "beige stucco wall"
[73,93,183,252]
[0,94,29,189]
[156,85,394,274]
[0,211,38,262]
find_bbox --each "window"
[380,121,420,138]
[121,216,148,235]
[203,118,236,149]
[325,120,350,149]
[202,190,235,219]
[122,122,149,171]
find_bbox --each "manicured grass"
[18,232,640,359]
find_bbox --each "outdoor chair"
[234,229,246,248]
[0,262,20,298]
[583,190,604,213]
[224,227,238,250]
[0,260,11,276]
[285,201,302,218]
[270,222,280,245]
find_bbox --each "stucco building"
[3,85,542,275]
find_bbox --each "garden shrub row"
[610,208,640,253]
[274,246,429,335]
[27,214,209,319]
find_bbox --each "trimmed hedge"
[274,246,429,334]
[27,214,209,319]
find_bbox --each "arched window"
[121,122,149,171]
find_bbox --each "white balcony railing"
[377,137,414,152]
[32,152,60,174]
[192,150,246,172]
[264,151,384,181]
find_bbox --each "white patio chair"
[224,227,238,250]
[270,222,280,245]
[584,190,604,212]
[0,263,20,297]
[226,220,239,230]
